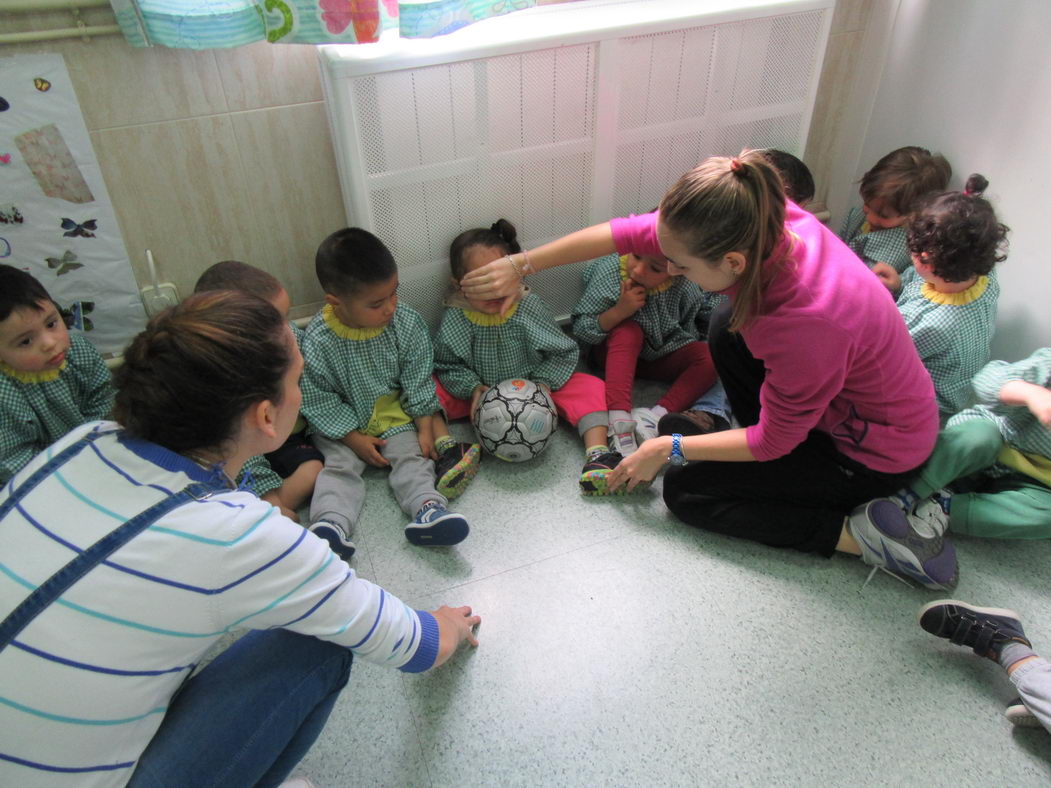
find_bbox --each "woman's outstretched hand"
[608,436,670,492]
[460,255,520,315]
[431,604,481,667]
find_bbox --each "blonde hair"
[659,150,786,332]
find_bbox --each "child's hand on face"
[343,430,390,467]
[871,262,900,292]
[617,278,647,316]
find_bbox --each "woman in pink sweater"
[462,151,956,589]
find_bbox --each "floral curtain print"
[110,0,536,48]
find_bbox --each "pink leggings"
[592,320,717,412]
[436,373,607,435]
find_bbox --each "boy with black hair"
[300,228,478,557]
[760,148,815,207]
[0,264,112,483]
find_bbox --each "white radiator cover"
[319,0,833,328]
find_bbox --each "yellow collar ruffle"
[463,300,520,326]
[0,360,66,383]
[323,304,387,340]
[921,275,989,306]
[619,256,674,294]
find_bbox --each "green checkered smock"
[839,205,911,273]
[434,292,578,400]
[299,304,439,440]
[949,348,1051,479]
[0,332,113,484]
[240,320,307,496]
[897,267,999,423]
[570,254,722,360]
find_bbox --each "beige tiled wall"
[5,1,870,319]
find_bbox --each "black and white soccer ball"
[472,378,558,462]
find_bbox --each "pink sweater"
[610,203,938,473]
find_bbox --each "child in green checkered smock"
[193,260,323,521]
[838,146,951,284]
[298,228,478,557]
[435,219,633,496]
[0,265,112,484]
[894,174,1008,424]
[571,251,720,455]
[890,347,1051,540]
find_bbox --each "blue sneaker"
[310,520,355,560]
[405,501,469,546]
[848,499,958,590]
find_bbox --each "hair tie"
[729,157,743,174]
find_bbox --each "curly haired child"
[839,146,951,276]
[892,174,1008,422]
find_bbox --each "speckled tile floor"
[295,419,1051,787]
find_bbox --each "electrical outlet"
[141,282,180,316]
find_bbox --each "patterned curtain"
[109,0,535,47]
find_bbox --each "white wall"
[855,0,1051,360]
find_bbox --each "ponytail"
[660,150,786,331]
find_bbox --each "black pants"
[662,303,917,557]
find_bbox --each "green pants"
[912,419,1051,539]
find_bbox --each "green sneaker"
[579,451,649,496]
[435,442,481,500]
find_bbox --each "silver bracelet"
[507,254,526,280]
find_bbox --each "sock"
[585,444,607,460]
[434,434,456,454]
[889,486,920,512]
[998,641,1037,670]
[609,409,632,428]
[651,405,668,418]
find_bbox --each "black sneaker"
[435,442,481,500]
[657,410,729,437]
[1005,698,1040,728]
[918,600,1031,660]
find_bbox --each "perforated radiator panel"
[321,1,832,329]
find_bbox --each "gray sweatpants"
[1011,656,1051,734]
[310,430,445,534]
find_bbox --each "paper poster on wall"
[0,53,146,355]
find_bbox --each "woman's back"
[742,202,938,472]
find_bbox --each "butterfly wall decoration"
[61,217,97,238]
[46,249,83,275]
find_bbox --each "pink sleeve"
[609,211,663,258]
[743,318,853,461]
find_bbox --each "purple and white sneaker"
[848,498,958,590]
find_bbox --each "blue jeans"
[129,630,352,787]
[690,379,732,426]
